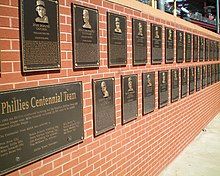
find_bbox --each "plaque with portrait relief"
[171,69,179,103]
[215,64,218,82]
[93,78,115,136]
[189,67,195,94]
[142,72,155,115]
[151,24,162,64]
[132,19,147,65]
[176,30,184,63]
[209,40,214,61]
[121,75,138,124]
[211,64,215,84]
[207,65,211,86]
[20,0,60,72]
[193,35,198,62]
[218,64,220,81]
[196,66,201,91]
[181,68,188,98]
[213,41,217,61]
[217,42,220,61]
[165,28,174,64]
[72,4,99,68]
[199,37,205,61]
[185,33,192,62]
[158,71,168,108]
[205,38,209,61]
[202,65,207,89]
[108,12,127,67]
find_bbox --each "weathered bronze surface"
[20,0,60,72]
[193,35,198,62]
[121,75,138,124]
[176,30,184,63]
[189,67,195,94]
[158,71,168,108]
[211,64,215,84]
[132,19,147,65]
[0,82,84,175]
[215,64,218,82]
[185,33,192,62]
[207,65,211,86]
[199,37,205,61]
[202,65,207,89]
[151,24,162,64]
[165,28,174,64]
[93,78,115,136]
[181,68,188,98]
[171,69,179,102]
[72,4,99,68]
[142,72,155,115]
[209,40,213,61]
[205,39,209,61]
[196,66,201,91]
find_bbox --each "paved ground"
[159,113,220,176]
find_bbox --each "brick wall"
[1,0,220,175]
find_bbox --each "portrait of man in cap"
[162,72,166,84]
[147,74,152,87]
[114,17,122,33]
[155,26,160,39]
[138,22,143,37]
[35,0,49,24]
[82,9,91,29]
[101,81,109,98]
[128,77,134,92]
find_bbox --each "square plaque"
[107,12,127,67]
[165,28,174,64]
[171,69,179,102]
[20,0,60,72]
[72,4,99,68]
[207,65,211,86]
[189,67,195,94]
[151,24,162,64]
[0,82,83,175]
[193,35,198,62]
[142,72,155,115]
[93,77,115,136]
[196,66,201,91]
[185,33,192,62]
[202,65,207,89]
[121,75,138,124]
[199,37,205,61]
[211,64,215,84]
[176,30,184,63]
[158,71,168,108]
[205,38,209,61]
[132,19,147,65]
[181,68,188,98]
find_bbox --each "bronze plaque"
[205,39,209,61]
[214,41,218,61]
[176,30,184,63]
[211,64,215,84]
[215,64,218,82]
[196,66,201,91]
[209,40,213,61]
[72,4,99,68]
[171,69,179,103]
[181,68,188,98]
[185,33,192,62]
[108,12,127,67]
[0,82,83,175]
[202,65,207,89]
[142,72,155,115]
[218,64,220,81]
[193,35,198,62]
[132,19,147,65]
[217,42,220,61]
[199,37,205,61]
[207,65,211,86]
[158,71,168,108]
[151,24,162,64]
[93,78,115,136]
[165,28,174,64]
[20,0,60,72]
[121,75,138,124]
[189,67,195,94]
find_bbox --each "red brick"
[0,17,10,27]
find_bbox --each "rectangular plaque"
[213,41,217,61]
[93,78,115,136]
[142,72,155,115]
[181,68,188,98]
[158,71,168,108]
[72,4,99,68]
[108,12,127,67]
[165,28,174,64]
[211,64,215,84]
[151,24,162,64]
[207,65,211,86]
[121,75,138,124]
[218,64,220,81]
[0,82,83,175]
[196,66,201,91]
[202,65,207,89]
[193,35,198,62]
[176,30,184,63]
[217,42,220,61]
[189,67,195,94]
[132,19,147,65]
[205,38,209,61]
[171,69,179,102]
[210,40,214,61]
[199,37,205,61]
[185,33,192,62]
[20,0,60,72]
[215,64,218,82]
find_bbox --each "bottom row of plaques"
[0,64,220,175]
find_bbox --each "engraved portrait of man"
[128,77,134,92]
[147,74,152,87]
[183,69,187,78]
[155,26,160,39]
[174,70,178,81]
[114,17,122,33]
[168,29,172,40]
[82,9,91,29]
[162,72,166,84]
[138,22,143,37]
[187,35,191,44]
[101,81,109,98]
[35,0,49,24]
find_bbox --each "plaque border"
[20,0,61,73]
[171,69,179,103]
[165,27,174,64]
[72,4,100,69]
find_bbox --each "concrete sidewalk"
[159,113,220,176]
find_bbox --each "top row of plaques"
[20,1,220,72]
